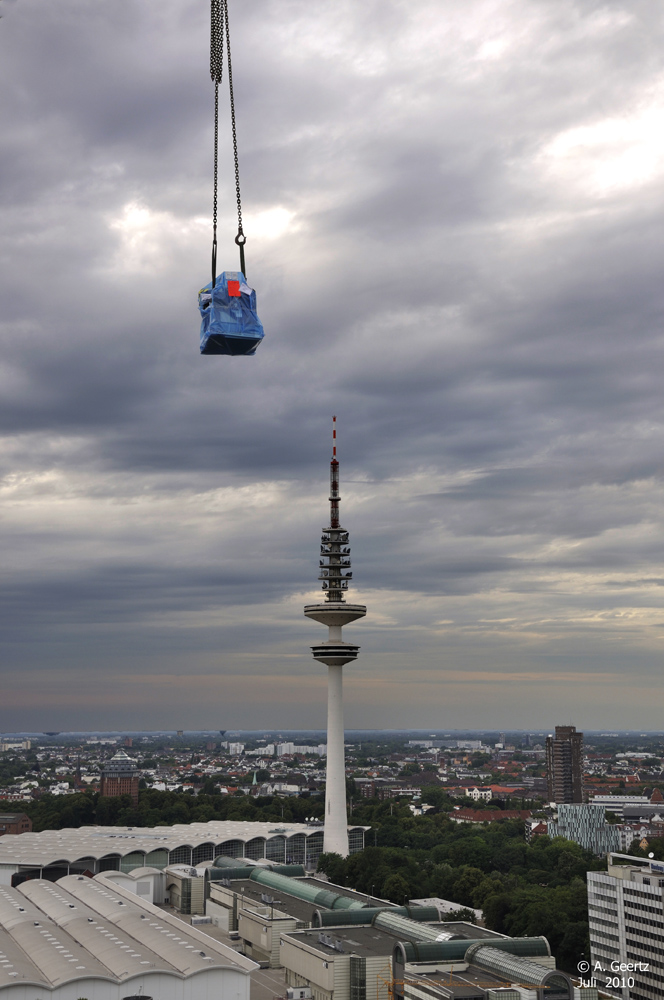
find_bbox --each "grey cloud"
[2,0,664,729]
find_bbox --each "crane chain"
[210,0,245,286]
[210,0,223,287]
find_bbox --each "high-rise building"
[99,750,140,806]
[547,803,620,855]
[546,725,584,803]
[588,851,664,1000]
[304,418,366,857]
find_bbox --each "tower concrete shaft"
[304,417,366,858]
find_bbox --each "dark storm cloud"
[2,0,664,729]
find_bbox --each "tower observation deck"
[304,418,366,857]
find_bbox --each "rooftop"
[0,874,255,991]
[0,820,367,868]
[283,924,406,960]
[282,922,490,961]
[404,965,523,999]
[212,877,389,925]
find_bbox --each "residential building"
[277,744,327,757]
[547,804,620,855]
[588,851,664,1000]
[546,726,585,803]
[614,823,660,852]
[468,787,493,802]
[451,808,531,825]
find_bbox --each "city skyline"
[2,2,664,731]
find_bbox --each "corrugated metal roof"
[0,875,255,991]
[0,820,367,868]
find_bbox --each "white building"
[93,865,166,904]
[588,851,664,1000]
[0,820,367,884]
[468,787,493,802]
[277,744,327,757]
[0,872,255,999]
[261,783,302,796]
[589,795,650,818]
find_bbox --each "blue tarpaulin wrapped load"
[199,271,264,356]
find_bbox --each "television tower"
[304,417,366,857]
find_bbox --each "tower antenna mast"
[304,418,367,857]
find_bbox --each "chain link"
[210,0,245,284]
[210,0,223,84]
[210,0,222,287]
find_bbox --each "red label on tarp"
[228,280,241,297]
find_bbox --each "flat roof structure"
[0,820,369,883]
[0,873,255,999]
[211,877,389,924]
[283,923,503,961]
[403,965,523,1000]
[286,924,418,959]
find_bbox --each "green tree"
[442,907,476,923]
[382,872,410,903]
[317,852,347,885]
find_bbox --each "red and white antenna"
[330,415,340,529]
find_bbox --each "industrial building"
[0,816,31,838]
[588,851,664,1000]
[164,864,207,914]
[202,858,580,1000]
[99,749,140,805]
[394,943,577,1000]
[94,865,167,904]
[206,860,390,964]
[0,871,256,1000]
[0,820,368,884]
[588,795,651,819]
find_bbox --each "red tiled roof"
[489,785,526,795]
[452,808,531,823]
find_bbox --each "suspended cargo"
[199,270,264,356]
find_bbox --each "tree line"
[318,818,603,974]
[5,786,663,974]
[0,787,324,831]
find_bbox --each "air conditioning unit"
[287,989,312,1000]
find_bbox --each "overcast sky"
[2,0,664,732]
